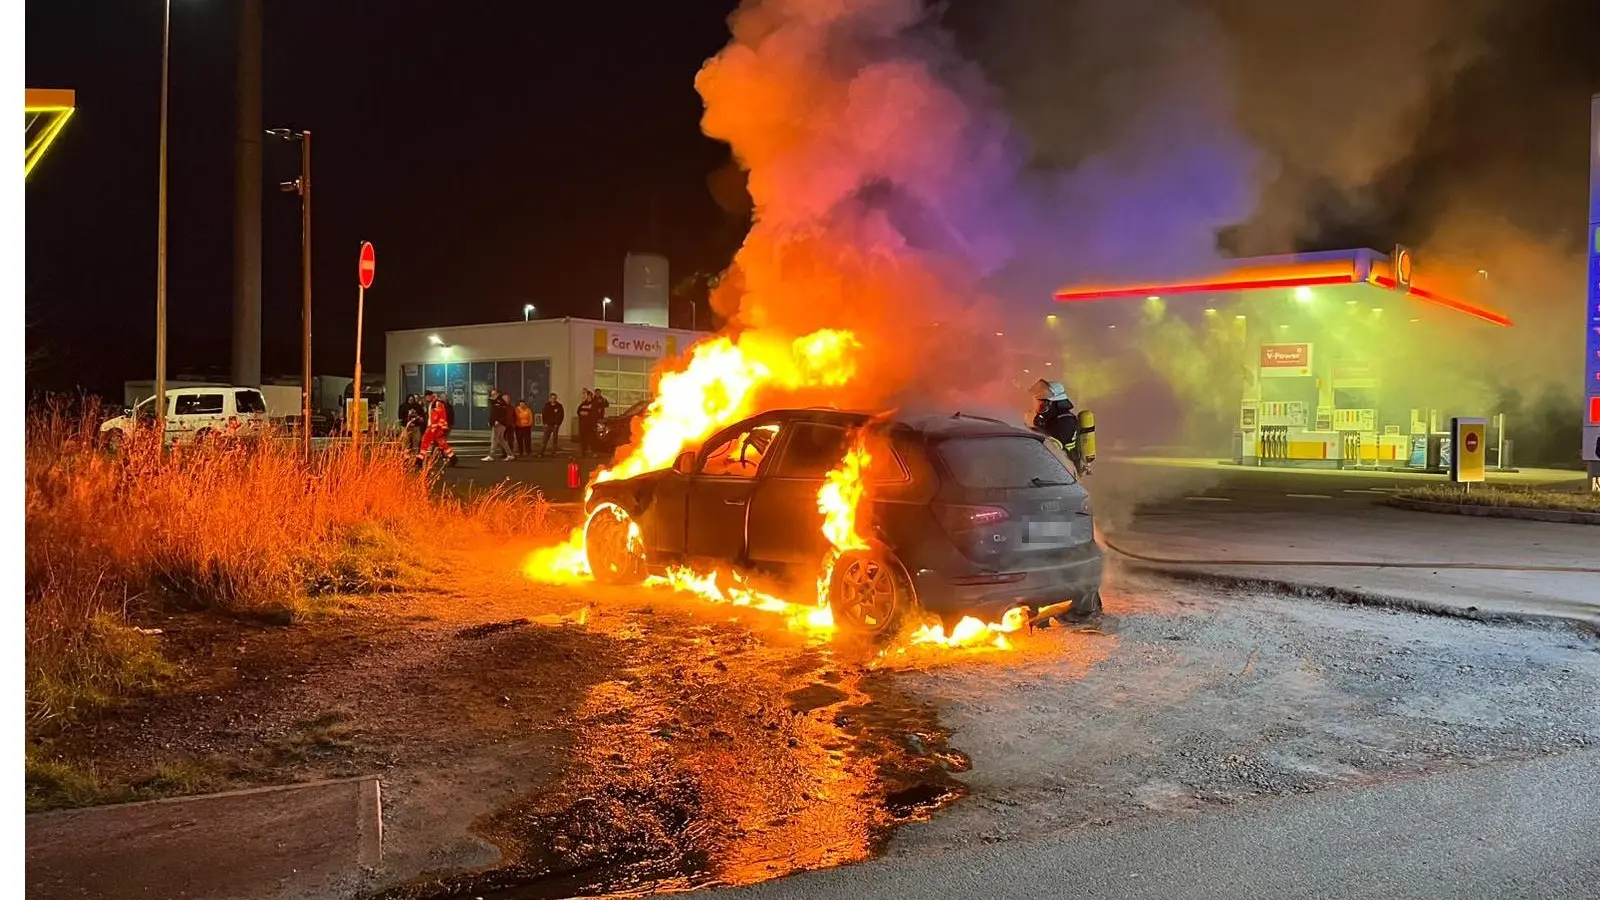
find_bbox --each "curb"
[1386,496,1600,526]
[1123,563,1599,637]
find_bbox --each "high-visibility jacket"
[427,400,451,431]
[515,404,534,427]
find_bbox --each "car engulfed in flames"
[522,328,1102,653]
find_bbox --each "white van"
[100,386,273,447]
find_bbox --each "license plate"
[1027,520,1071,543]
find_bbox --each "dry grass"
[25,400,553,728]
[1395,483,1600,514]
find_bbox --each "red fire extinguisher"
[567,461,580,489]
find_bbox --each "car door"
[683,422,781,563]
[745,421,850,568]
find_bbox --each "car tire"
[826,548,913,642]
[193,428,213,446]
[584,503,648,586]
[102,429,126,453]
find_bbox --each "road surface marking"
[1342,489,1389,494]
[1184,496,1232,502]
[1285,493,1333,499]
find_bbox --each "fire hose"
[1097,535,1600,575]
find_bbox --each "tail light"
[934,504,1010,534]
[1079,496,1092,517]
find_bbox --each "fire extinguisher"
[567,461,580,490]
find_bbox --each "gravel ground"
[880,567,1600,856]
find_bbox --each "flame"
[906,607,1030,651]
[653,566,835,634]
[817,440,871,553]
[592,328,861,493]
[522,527,589,583]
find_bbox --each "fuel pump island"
[1052,246,1520,473]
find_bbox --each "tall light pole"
[154,0,172,440]
[602,296,612,321]
[270,127,312,453]
[523,303,536,321]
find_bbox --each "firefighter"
[417,390,458,467]
[1029,379,1090,477]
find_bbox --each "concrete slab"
[26,776,382,900]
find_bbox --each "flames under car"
[582,408,1103,639]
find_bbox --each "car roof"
[749,407,1033,439]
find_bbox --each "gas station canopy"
[26,88,76,178]
[1053,247,1513,328]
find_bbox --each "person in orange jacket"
[514,398,535,456]
[417,390,458,467]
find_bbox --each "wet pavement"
[373,607,985,900]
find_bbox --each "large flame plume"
[594,329,861,491]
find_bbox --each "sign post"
[1451,416,1487,486]
[1584,94,1600,491]
[353,241,375,449]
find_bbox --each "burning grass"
[25,402,551,728]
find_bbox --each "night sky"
[25,0,1600,401]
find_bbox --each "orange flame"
[818,440,871,553]
[654,566,835,634]
[906,606,1030,651]
[592,328,861,493]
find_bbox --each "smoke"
[691,0,1586,531]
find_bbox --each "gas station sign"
[1259,343,1313,377]
[1451,417,1487,483]
[1585,94,1600,481]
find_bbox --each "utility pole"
[299,132,312,455]
[270,127,313,453]
[231,0,263,388]
[154,0,171,441]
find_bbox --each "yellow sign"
[1451,417,1486,483]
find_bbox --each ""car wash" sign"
[594,326,677,359]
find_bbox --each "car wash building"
[383,252,706,435]
[1051,246,1516,469]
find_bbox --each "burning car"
[582,407,1102,639]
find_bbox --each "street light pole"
[154,0,172,441]
[524,303,536,321]
[271,127,313,453]
[299,131,312,455]
[602,296,612,321]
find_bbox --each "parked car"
[594,398,650,455]
[101,386,272,448]
[583,407,1102,639]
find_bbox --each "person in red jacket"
[417,391,458,466]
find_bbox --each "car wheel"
[826,549,913,642]
[584,503,648,586]
[102,429,126,453]
[193,428,213,446]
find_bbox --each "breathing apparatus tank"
[1078,410,1096,462]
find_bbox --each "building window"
[403,359,551,427]
[592,353,651,410]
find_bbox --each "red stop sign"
[1464,432,1480,453]
[358,241,376,289]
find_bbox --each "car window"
[937,435,1076,489]
[700,424,779,478]
[234,390,267,414]
[772,424,910,483]
[173,394,225,416]
[772,423,849,478]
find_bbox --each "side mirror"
[673,450,696,475]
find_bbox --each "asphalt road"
[720,749,1600,900]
